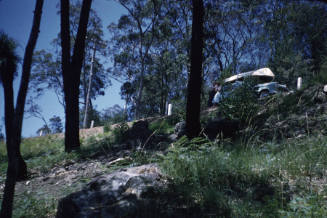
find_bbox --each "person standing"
[208,81,221,107]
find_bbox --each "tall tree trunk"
[83,46,96,128]
[64,80,80,152]
[135,67,144,119]
[186,0,204,138]
[1,75,16,218]
[0,1,44,217]
[60,0,92,152]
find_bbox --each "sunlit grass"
[161,135,327,217]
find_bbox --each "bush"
[160,136,327,216]
[160,137,284,217]
[103,122,112,133]
[112,122,129,144]
[218,79,260,125]
[149,115,180,135]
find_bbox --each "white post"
[168,104,172,116]
[165,101,169,115]
[323,85,327,93]
[90,120,94,128]
[297,77,302,90]
[39,130,43,137]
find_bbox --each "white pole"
[297,77,302,90]
[90,120,94,128]
[39,130,43,137]
[324,85,327,93]
[168,104,172,116]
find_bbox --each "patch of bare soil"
[0,148,134,211]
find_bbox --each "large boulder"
[56,164,168,218]
[174,121,186,138]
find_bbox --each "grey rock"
[314,89,327,103]
[56,164,167,218]
[168,133,178,141]
[174,121,186,138]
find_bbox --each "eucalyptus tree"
[186,0,204,138]
[265,0,327,86]
[0,0,44,216]
[203,0,269,82]
[146,0,193,115]
[31,1,109,128]
[109,0,193,118]
[108,0,162,119]
[60,0,92,152]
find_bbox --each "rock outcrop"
[56,164,168,218]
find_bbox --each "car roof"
[224,68,275,83]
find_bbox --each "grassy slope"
[0,85,327,217]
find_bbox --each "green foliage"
[149,115,180,135]
[112,122,129,144]
[49,115,63,133]
[0,31,19,83]
[101,104,127,128]
[280,194,327,217]
[161,137,280,217]
[265,1,327,86]
[161,134,327,217]
[31,2,109,110]
[219,79,260,125]
[10,192,57,218]
[316,55,327,84]
[103,122,111,133]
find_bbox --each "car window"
[222,83,233,92]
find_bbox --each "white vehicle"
[212,68,288,104]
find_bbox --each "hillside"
[1,84,327,217]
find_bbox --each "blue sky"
[0,0,126,137]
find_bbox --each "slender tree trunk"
[135,67,144,119]
[83,46,96,128]
[60,0,92,152]
[186,0,204,138]
[0,1,44,216]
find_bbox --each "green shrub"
[280,194,327,217]
[103,122,112,133]
[219,79,260,125]
[160,136,327,216]
[149,117,177,135]
[160,137,284,217]
[112,122,129,144]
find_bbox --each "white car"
[212,68,288,104]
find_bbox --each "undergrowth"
[1,108,327,217]
[160,135,327,217]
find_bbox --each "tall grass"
[161,135,327,217]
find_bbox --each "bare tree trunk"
[60,0,92,152]
[186,0,204,138]
[135,67,144,119]
[83,46,96,128]
[0,1,44,217]
[1,74,16,218]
